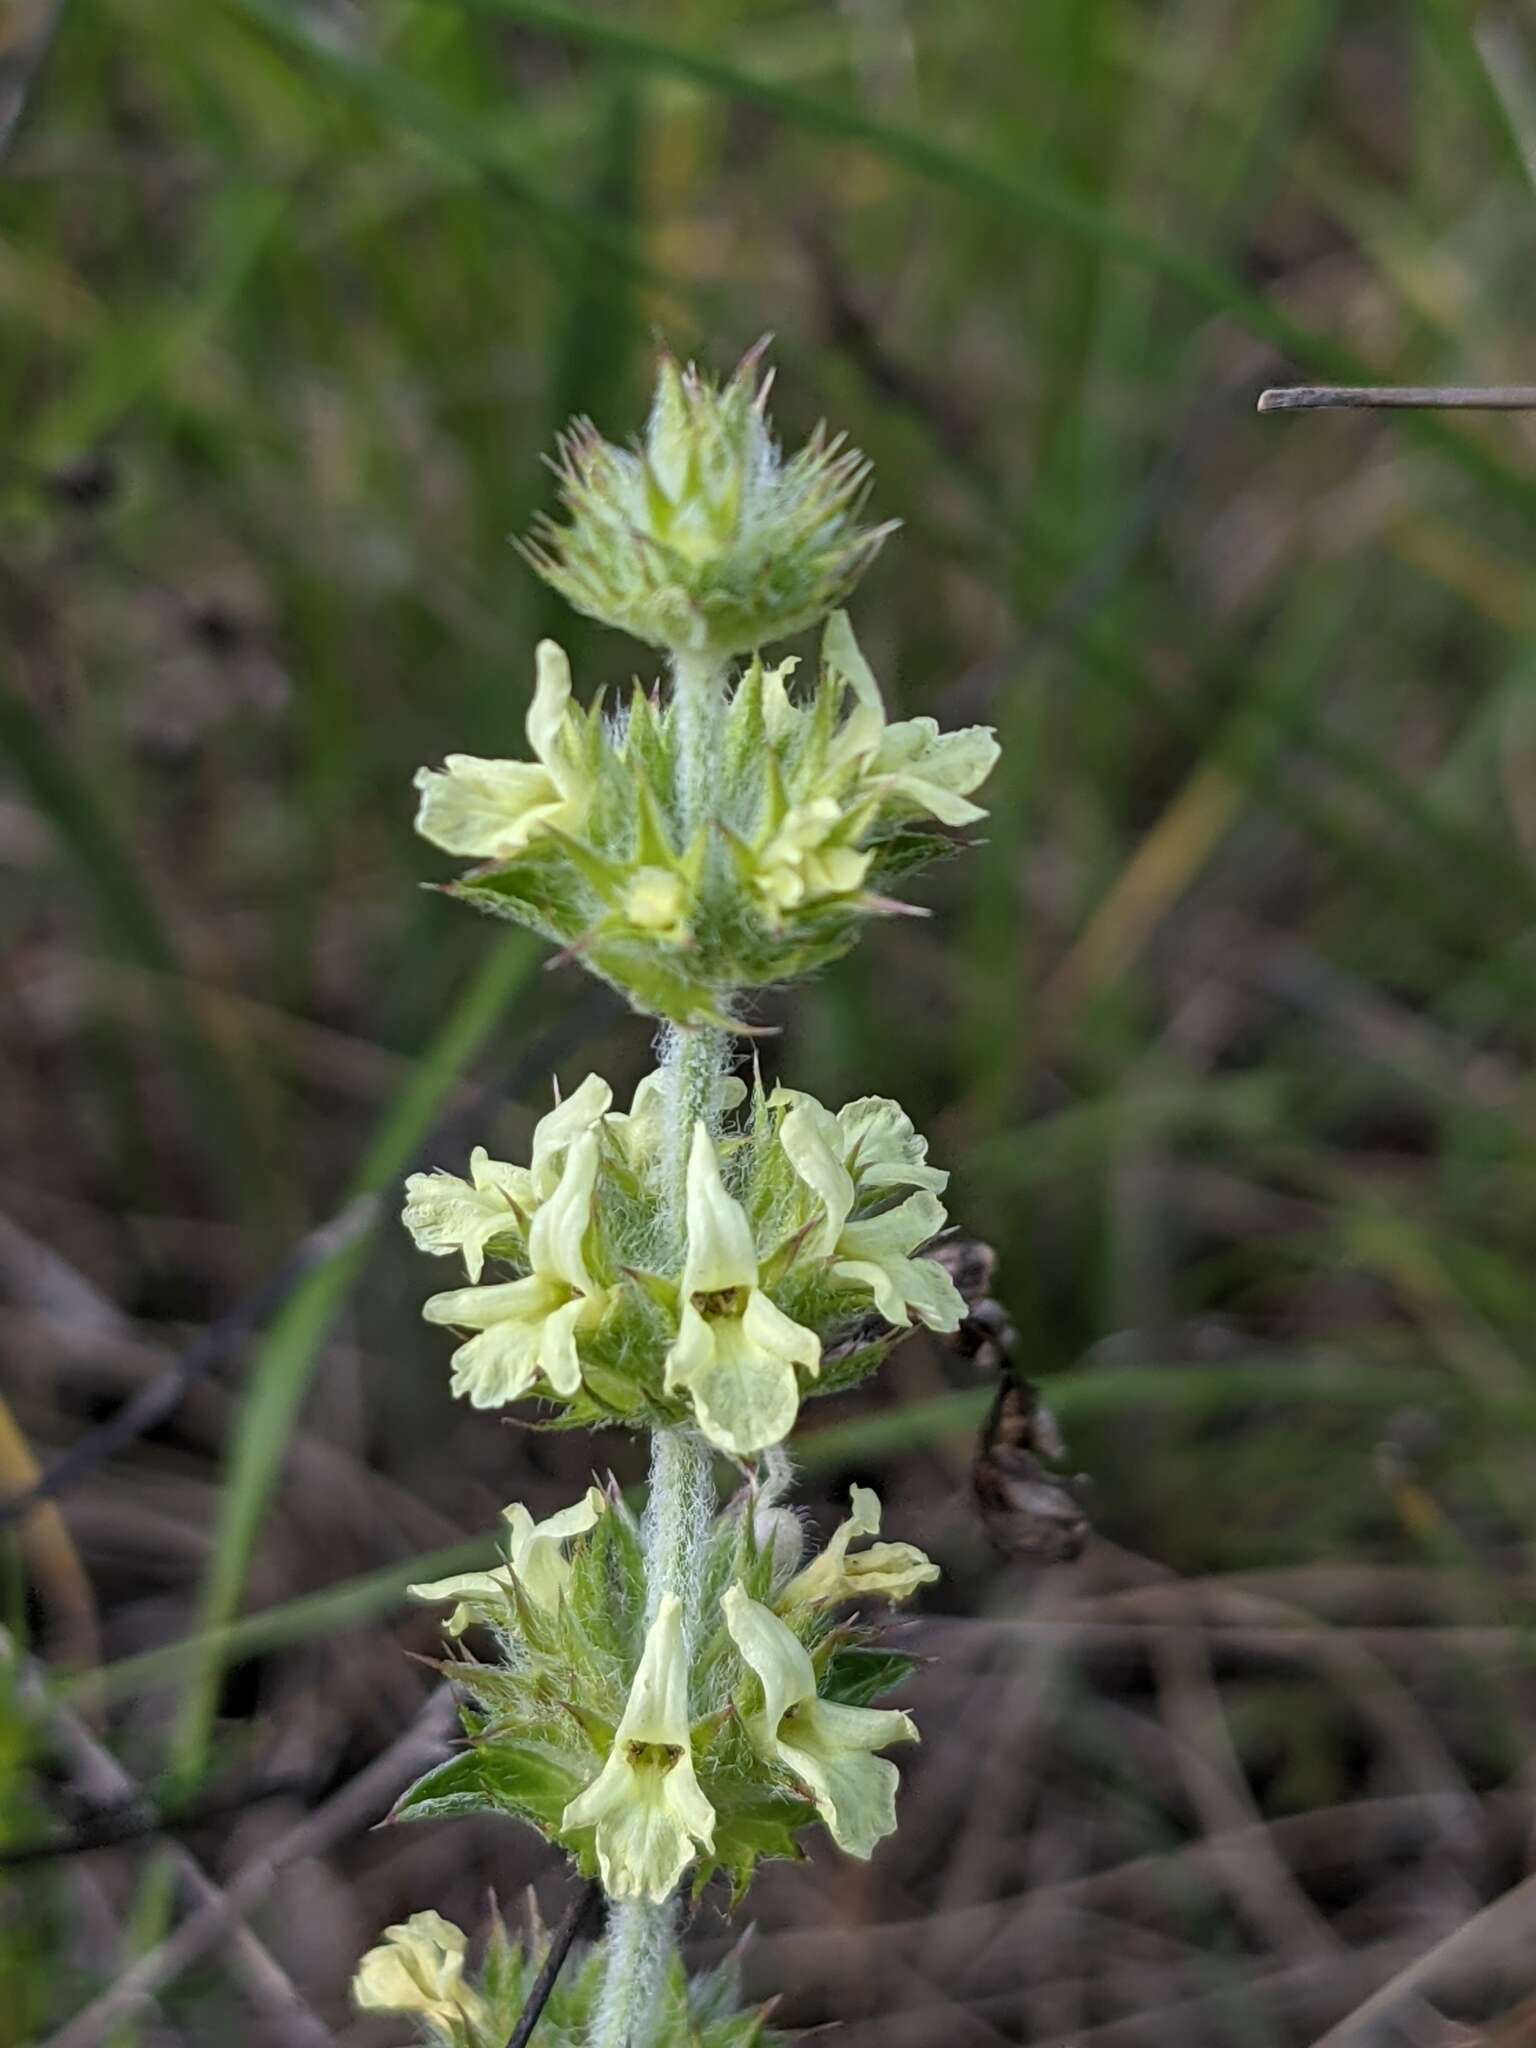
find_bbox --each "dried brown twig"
[1258,384,1536,412]
[5,1629,333,2047]
[39,1685,459,2048]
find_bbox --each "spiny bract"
[522,340,892,657]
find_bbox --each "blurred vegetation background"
[7,1,1536,2042]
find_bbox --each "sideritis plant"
[351,343,998,2046]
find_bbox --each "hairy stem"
[588,1896,673,2048]
[591,652,730,2046]
[670,646,725,844]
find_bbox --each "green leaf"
[864,826,963,884]
[392,1736,590,1829]
[703,1783,812,1902]
[169,938,539,1794]
[390,1748,502,1825]
[820,1647,919,1708]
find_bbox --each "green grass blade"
[0,666,281,1225]
[74,1355,1459,1711]
[166,932,537,1788]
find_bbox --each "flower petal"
[527,1131,600,1294]
[776,1697,916,1859]
[836,1097,949,1196]
[445,1318,546,1408]
[422,1274,553,1332]
[833,1191,963,1330]
[670,1308,807,1456]
[681,1122,759,1297]
[504,1486,605,1609]
[617,1593,692,1746]
[778,1098,855,1254]
[412,755,563,858]
[528,1074,613,1196]
[721,1584,816,1735]
[527,639,573,766]
[741,1288,822,1379]
[405,1566,515,1637]
[874,717,999,826]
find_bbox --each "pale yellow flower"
[351,1911,488,2036]
[664,1123,820,1455]
[422,1132,608,1406]
[722,1584,917,1859]
[775,1092,964,1332]
[414,641,592,860]
[823,611,999,826]
[780,1485,938,1610]
[407,1486,606,1634]
[561,1594,715,1901]
[522,1072,612,1204]
[402,1145,527,1283]
[751,799,871,915]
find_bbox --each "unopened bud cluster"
[523,342,891,657]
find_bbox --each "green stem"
[670,646,724,844]
[589,1896,672,2048]
[590,651,730,2046]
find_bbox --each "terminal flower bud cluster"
[522,341,892,658]
[403,1069,966,1455]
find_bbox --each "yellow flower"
[351,1911,489,2036]
[402,1146,527,1283]
[402,1074,613,1286]
[664,1123,820,1455]
[422,1132,608,1406]
[414,640,591,859]
[780,1485,938,1610]
[751,799,872,916]
[775,1091,964,1332]
[561,1593,716,1901]
[823,611,999,827]
[521,1072,613,1204]
[722,1584,917,1859]
[407,1486,606,1634]
[623,865,690,941]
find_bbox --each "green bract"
[522,342,892,657]
[404,1070,965,1454]
[412,611,997,1028]
[393,1481,927,1905]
